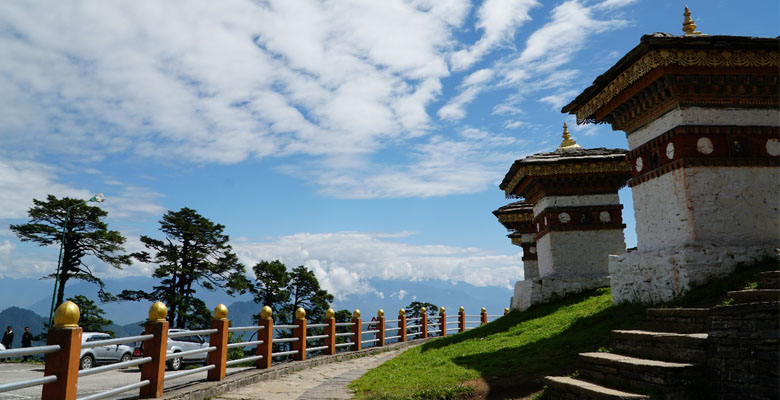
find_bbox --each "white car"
[80,332,134,370]
[132,329,210,371]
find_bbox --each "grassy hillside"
[351,288,643,399]
[351,258,777,400]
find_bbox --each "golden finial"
[399,308,406,317]
[559,123,580,149]
[420,307,426,314]
[481,307,486,313]
[682,6,702,36]
[458,306,464,313]
[213,304,228,320]
[377,309,384,318]
[148,301,168,322]
[439,306,446,314]
[504,308,510,315]
[53,301,80,328]
[325,308,335,319]
[295,307,306,320]
[353,309,361,319]
[260,305,273,320]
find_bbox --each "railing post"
[293,308,307,361]
[351,309,362,351]
[421,307,428,339]
[458,306,465,333]
[41,301,82,400]
[257,306,273,369]
[376,309,385,346]
[324,308,336,355]
[439,307,446,337]
[140,301,169,399]
[481,307,488,325]
[399,309,407,342]
[207,304,228,382]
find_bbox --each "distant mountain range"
[0,276,513,333]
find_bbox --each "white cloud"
[0,159,91,219]
[451,0,540,70]
[437,68,494,121]
[232,231,523,300]
[285,127,521,198]
[0,1,460,164]
[539,89,580,109]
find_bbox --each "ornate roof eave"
[561,34,780,124]
[501,158,632,197]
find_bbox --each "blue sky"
[1,0,778,312]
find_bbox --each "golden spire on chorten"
[559,123,580,149]
[682,6,702,36]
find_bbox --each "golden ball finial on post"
[458,306,464,313]
[439,306,445,314]
[326,308,335,319]
[399,308,406,317]
[420,307,426,314]
[353,309,361,319]
[214,304,228,320]
[260,305,273,320]
[377,309,384,318]
[504,308,510,316]
[53,301,80,328]
[148,301,168,322]
[295,307,306,320]
[481,307,486,313]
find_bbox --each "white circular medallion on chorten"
[558,212,571,224]
[696,137,714,154]
[666,142,675,159]
[529,247,537,254]
[600,211,611,223]
[766,138,780,156]
[635,157,643,172]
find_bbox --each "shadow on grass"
[447,295,643,399]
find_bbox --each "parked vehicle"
[80,332,134,370]
[132,329,209,371]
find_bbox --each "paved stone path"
[216,348,406,400]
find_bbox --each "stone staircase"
[543,269,779,400]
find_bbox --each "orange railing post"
[293,308,307,361]
[207,304,229,381]
[458,306,465,333]
[439,307,446,337]
[351,310,362,351]
[257,306,273,369]
[41,301,82,400]
[140,301,169,398]
[481,307,488,325]
[421,308,428,339]
[325,308,336,355]
[399,309,407,342]
[376,310,385,346]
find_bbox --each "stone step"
[757,270,779,289]
[578,352,701,398]
[611,330,708,363]
[727,289,780,304]
[544,376,649,400]
[639,308,709,334]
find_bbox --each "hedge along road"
[0,362,205,399]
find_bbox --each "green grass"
[350,288,643,399]
[351,257,778,400]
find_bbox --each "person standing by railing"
[21,327,33,362]
[1,326,13,361]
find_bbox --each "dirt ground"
[462,372,550,400]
